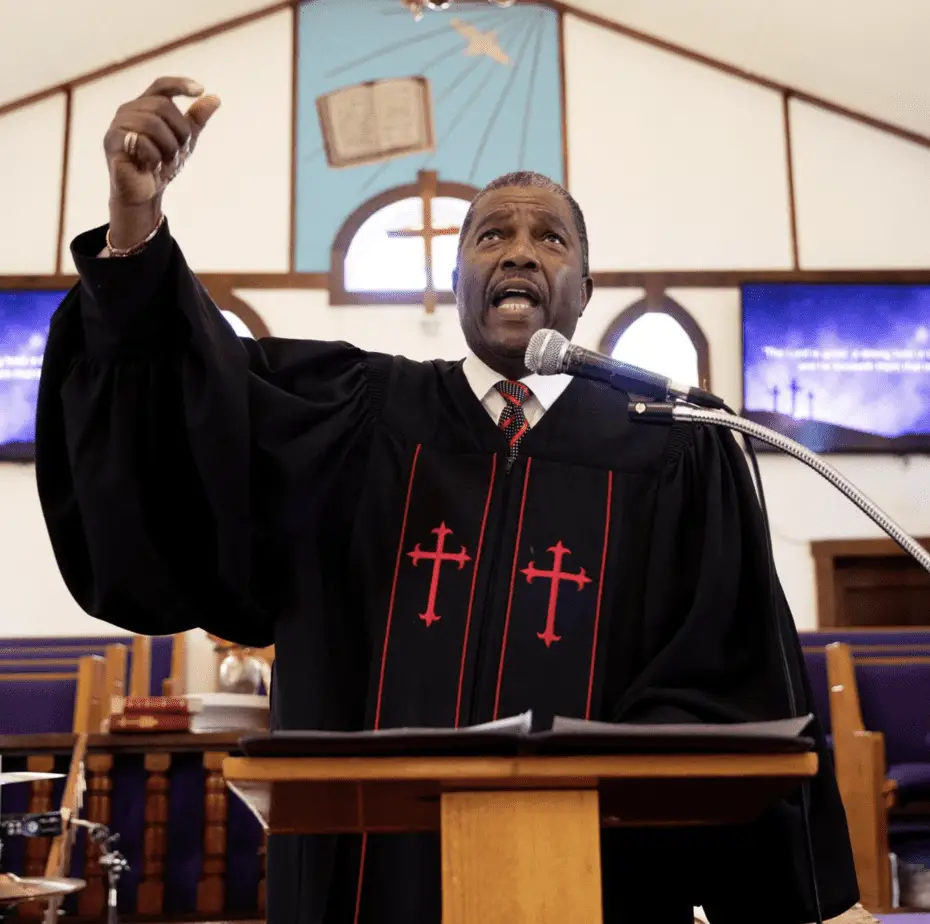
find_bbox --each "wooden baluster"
[258,832,267,916]
[19,756,56,920]
[197,752,228,916]
[24,756,55,875]
[136,753,171,916]
[78,753,113,918]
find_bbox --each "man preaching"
[36,77,859,924]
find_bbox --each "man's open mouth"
[491,282,542,316]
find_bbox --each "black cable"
[729,407,824,924]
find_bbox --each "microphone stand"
[630,400,930,924]
[629,401,930,573]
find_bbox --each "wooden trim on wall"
[782,92,800,270]
[55,89,73,276]
[0,274,271,339]
[557,9,570,186]
[0,2,294,118]
[289,1,300,274]
[10,267,930,295]
[547,1,930,153]
[0,272,330,291]
[0,0,926,161]
[812,538,930,561]
[589,268,930,287]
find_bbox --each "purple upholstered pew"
[0,635,175,735]
[800,630,930,743]
[853,658,930,806]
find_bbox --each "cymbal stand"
[0,811,68,924]
[71,821,128,924]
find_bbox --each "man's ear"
[452,266,459,296]
[580,276,594,316]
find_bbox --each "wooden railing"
[0,731,266,923]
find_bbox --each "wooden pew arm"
[833,730,892,912]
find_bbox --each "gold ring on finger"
[123,130,139,158]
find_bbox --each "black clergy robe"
[36,221,859,924]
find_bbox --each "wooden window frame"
[212,290,271,339]
[329,180,480,307]
[598,294,712,391]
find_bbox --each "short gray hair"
[457,172,590,276]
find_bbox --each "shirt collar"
[462,350,573,411]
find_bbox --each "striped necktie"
[495,380,532,466]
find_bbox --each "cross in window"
[387,170,462,314]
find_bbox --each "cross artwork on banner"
[386,171,462,313]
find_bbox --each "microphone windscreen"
[525,329,568,375]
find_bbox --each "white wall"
[564,16,794,271]
[791,99,930,269]
[61,10,293,273]
[2,4,930,673]
[0,95,67,274]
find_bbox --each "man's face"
[452,186,593,377]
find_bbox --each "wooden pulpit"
[223,742,817,924]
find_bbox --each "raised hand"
[103,77,221,250]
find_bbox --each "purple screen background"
[0,291,67,455]
[743,284,930,443]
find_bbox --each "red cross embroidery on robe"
[521,541,593,647]
[408,523,471,627]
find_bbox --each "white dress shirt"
[462,351,573,427]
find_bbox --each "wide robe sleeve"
[609,422,859,922]
[36,221,386,648]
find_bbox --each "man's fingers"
[137,76,204,101]
[128,134,163,172]
[116,113,181,162]
[135,96,193,147]
[186,94,222,133]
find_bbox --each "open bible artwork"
[295,0,564,307]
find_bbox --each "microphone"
[525,329,727,410]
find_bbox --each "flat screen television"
[0,289,68,461]
[742,283,930,454]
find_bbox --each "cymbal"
[0,772,64,787]
[0,875,85,905]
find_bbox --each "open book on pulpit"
[237,712,815,758]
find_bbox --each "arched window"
[212,292,270,340]
[344,196,471,293]
[222,310,255,339]
[331,175,480,305]
[599,295,711,390]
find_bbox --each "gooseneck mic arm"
[630,401,930,574]
[628,402,930,924]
